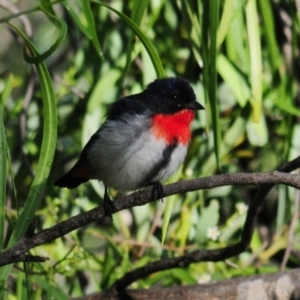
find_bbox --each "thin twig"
[89,231,195,252]
[137,205,164,257]
[0,0,32,36]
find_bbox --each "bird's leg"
[150,181,164,202]
[103,185,115,220]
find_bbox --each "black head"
[144,78,204,114]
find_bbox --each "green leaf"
[132,0,151,24]
[0,102,6,253]
[274,99,300,117]
[250,229,262,252]
[225,0,249,68]
[23,8,67,63]
[246,113,268,147]
[64,0,103,59]
[180,0,202,65]
[258,0,281,72]
[177,204,193,248]
[92,0,165,78]
[217,54,250,107]
[146,269,197,286]
[217,0,233,48]
[202,0,222,170]
[276,185,287,231]
[201,116,247,175]
[0,23,57,284]
[81,1,103,59]
[195,200,220,243]
[220,213,247,242]
[121,0,151,84]
[82,0,103,59]
[34,276,68,300]
[246,0,262,122]
[161,194,175,244]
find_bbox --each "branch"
[112,156,300,292]
[0,156,300,269]
[73,268,300,300]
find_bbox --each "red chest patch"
[151,109,195,145]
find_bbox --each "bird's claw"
[151,181,164,202]
[104,186,114,221]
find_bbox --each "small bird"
[54,78,204,216]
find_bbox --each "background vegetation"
[0,0,299,298]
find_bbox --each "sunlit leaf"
[246,0,262,122]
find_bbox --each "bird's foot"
[104,186,114,221]
[150,181,164,202]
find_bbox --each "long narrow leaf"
[92,0,165,78]
[24,8,67,63]
[217,54,250,107]
[82,1,103,59]
[0,23,57,284]
[0,104,6,253]
[203,0,221,170]
[121,0,151,84]
[161,196,175,244]
[246,0,262,122]
[258,0,280,72]
[64,0,103,59]
[217,0,233,48]
[64,1,91,37]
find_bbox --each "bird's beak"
[184,101,205,110]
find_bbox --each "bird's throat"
[151,109,195,145]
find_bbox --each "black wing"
[106,92,152,121]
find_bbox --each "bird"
[54,77,204,217]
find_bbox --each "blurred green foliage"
[0,0,300,298]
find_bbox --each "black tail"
[55,136,96,189]
[54,161,91,189]
[54,173,89,189]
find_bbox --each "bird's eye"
[171,93,177,100]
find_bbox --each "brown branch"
[2,254,49,265]
[0,156,300,269]
[73,268,300,300]
[111,156,300,293]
